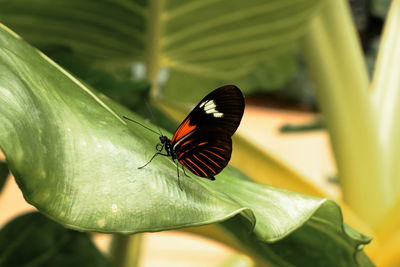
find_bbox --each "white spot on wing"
[201,100,223,117]
[205,100,216,109]
[205,108,217,114]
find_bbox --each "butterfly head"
[159,135,169,145]
[158,135,173,157]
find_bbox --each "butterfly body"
[157,135,178,162]
[140,85,245,181]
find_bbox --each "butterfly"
[125,85,245,186]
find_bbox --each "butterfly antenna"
[122,116,160,136]
[145,100,163,136]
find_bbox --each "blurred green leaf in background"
[0,212,111,267]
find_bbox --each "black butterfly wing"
[171,85,245,179]
[171,85,244,143]
[176,130,232,179]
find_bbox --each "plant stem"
[302,0,388,225]
[146,0,164,98]
[371,0,400,205]
[109,234,143,267]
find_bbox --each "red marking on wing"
[178,152,185,160]
[199,152,221,168]
[180,159,200,176]
[177,142,208,159]
[171,119,197,143]
[178,148,193,159]
[180,139,193,147]
[210,146,226,152]
[186,158,207,176]
[203,149,225,160]
[193,155,216,174]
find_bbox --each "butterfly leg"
[174,160,183,191]
[181,165,190,177]
[138,152,169,169]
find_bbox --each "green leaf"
[39,45,151,110]
[0,212,111,267]
[0,0,320,97]
[216,167,373,267]
[0,0,147,63]
[163,50,299,105]
[0,26,372,265]
[38,45,179,134]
